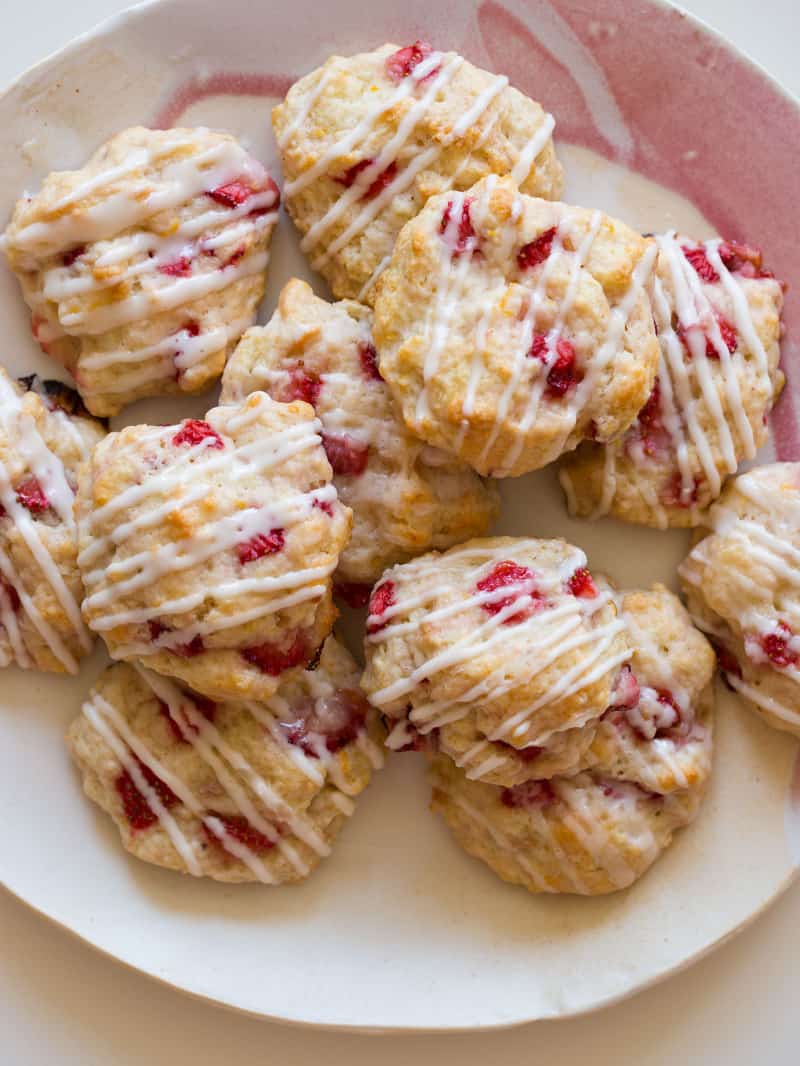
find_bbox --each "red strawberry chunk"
[609,665,641,711]
[116,756,179,830]
[160,695,217,744]
[279,688,368,756]
[207,181,254,208]
[62,245,86,267]
[237,528,285,564]
[529,334,581,397]
[638,381,662,428]
[567,567,597,598]
[15,476,50,515]
[439,198,476,255]
[335,159,398,201]
[204,812,277,853]
[0,576,21,613]
[719,240,772,279]
[171,419,224,449]
[476,560,543,624]
[664,471,701,508]
[158,255,192,278]
[282,365,321,406]
[322,433,369,477]
[682,244,719,283]
[312,496,334,517]
[222,244,246,269]
[334,582,373,609]
[679,313,737,359]
[367,581,396,633]
[242,633,308,676]
[517,226,557,271]
[385,40,436,81]
[501,779,556,809]
[760,622,798,668]
[358,342,383,382]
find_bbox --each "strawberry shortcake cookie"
[221,278,498,590]
[428,584,714,895]
[680,463,800,736]
[273,42,562,304]
[561,233,784,527]
[3,127,279,417]
[0,367,105,673]
[76,392,351,701]
[373,176,659,476]
[67,639,385,883]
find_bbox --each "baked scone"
[679,463,800,736]
[66,639,385,883]
[361,537,631,778]
[221,278,499,587]
[429,585,714,894]
[372,175,660,476]
[560,233,784,527]
[0,368,105,673]
[76,392,352,701]
[3,126,279,417]
[273,41,562,304]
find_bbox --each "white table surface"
[1,1,798,1062]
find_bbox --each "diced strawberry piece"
[183,320,200,338]
[517,226,557,271]
[567,567,597,598]
[0,576,21,612]
[282,365,321,407]
[638,381,662,428]
[663,471,701,509]
[439,197,476,255]
[62,245,86,267]
[385,40,436,81]
[334,582,373,609]
[476,560,543,624]
[158,255,192,277]
[312,496,334,517]
[147,620,204,658]
[678,313,737,359]
[203,812,277,853]
[207,181,254,208]
[358,342,383,382]
[171,419,224,449]
[499,740,542,763]
[279,688,368,756]
[242,633,308,676]
[160,695,216,744]
[335,159,398,201]
[719,240,773,279]
[322,433,369,477]
[221,244,246,269]
[237,528,285,564]
[367,580,396,634]
[682,244,719,283]
[500,779,556,809]
[760,622,798,668]
[529,334,581,397]
[609,665,641,711]
[15,476,50,515]
[116,756,179,830]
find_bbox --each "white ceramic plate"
[1,0,799,1031]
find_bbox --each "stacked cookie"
[0,38,790,896]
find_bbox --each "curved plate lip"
[2,865,797,1034]
[1,0,799,1033]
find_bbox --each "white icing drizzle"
[10,130,277,393]
[281,47,555,287]
[367,542,629,747]
[0,374,92,671]
[585,233,776,523]
[78,395,335,652]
